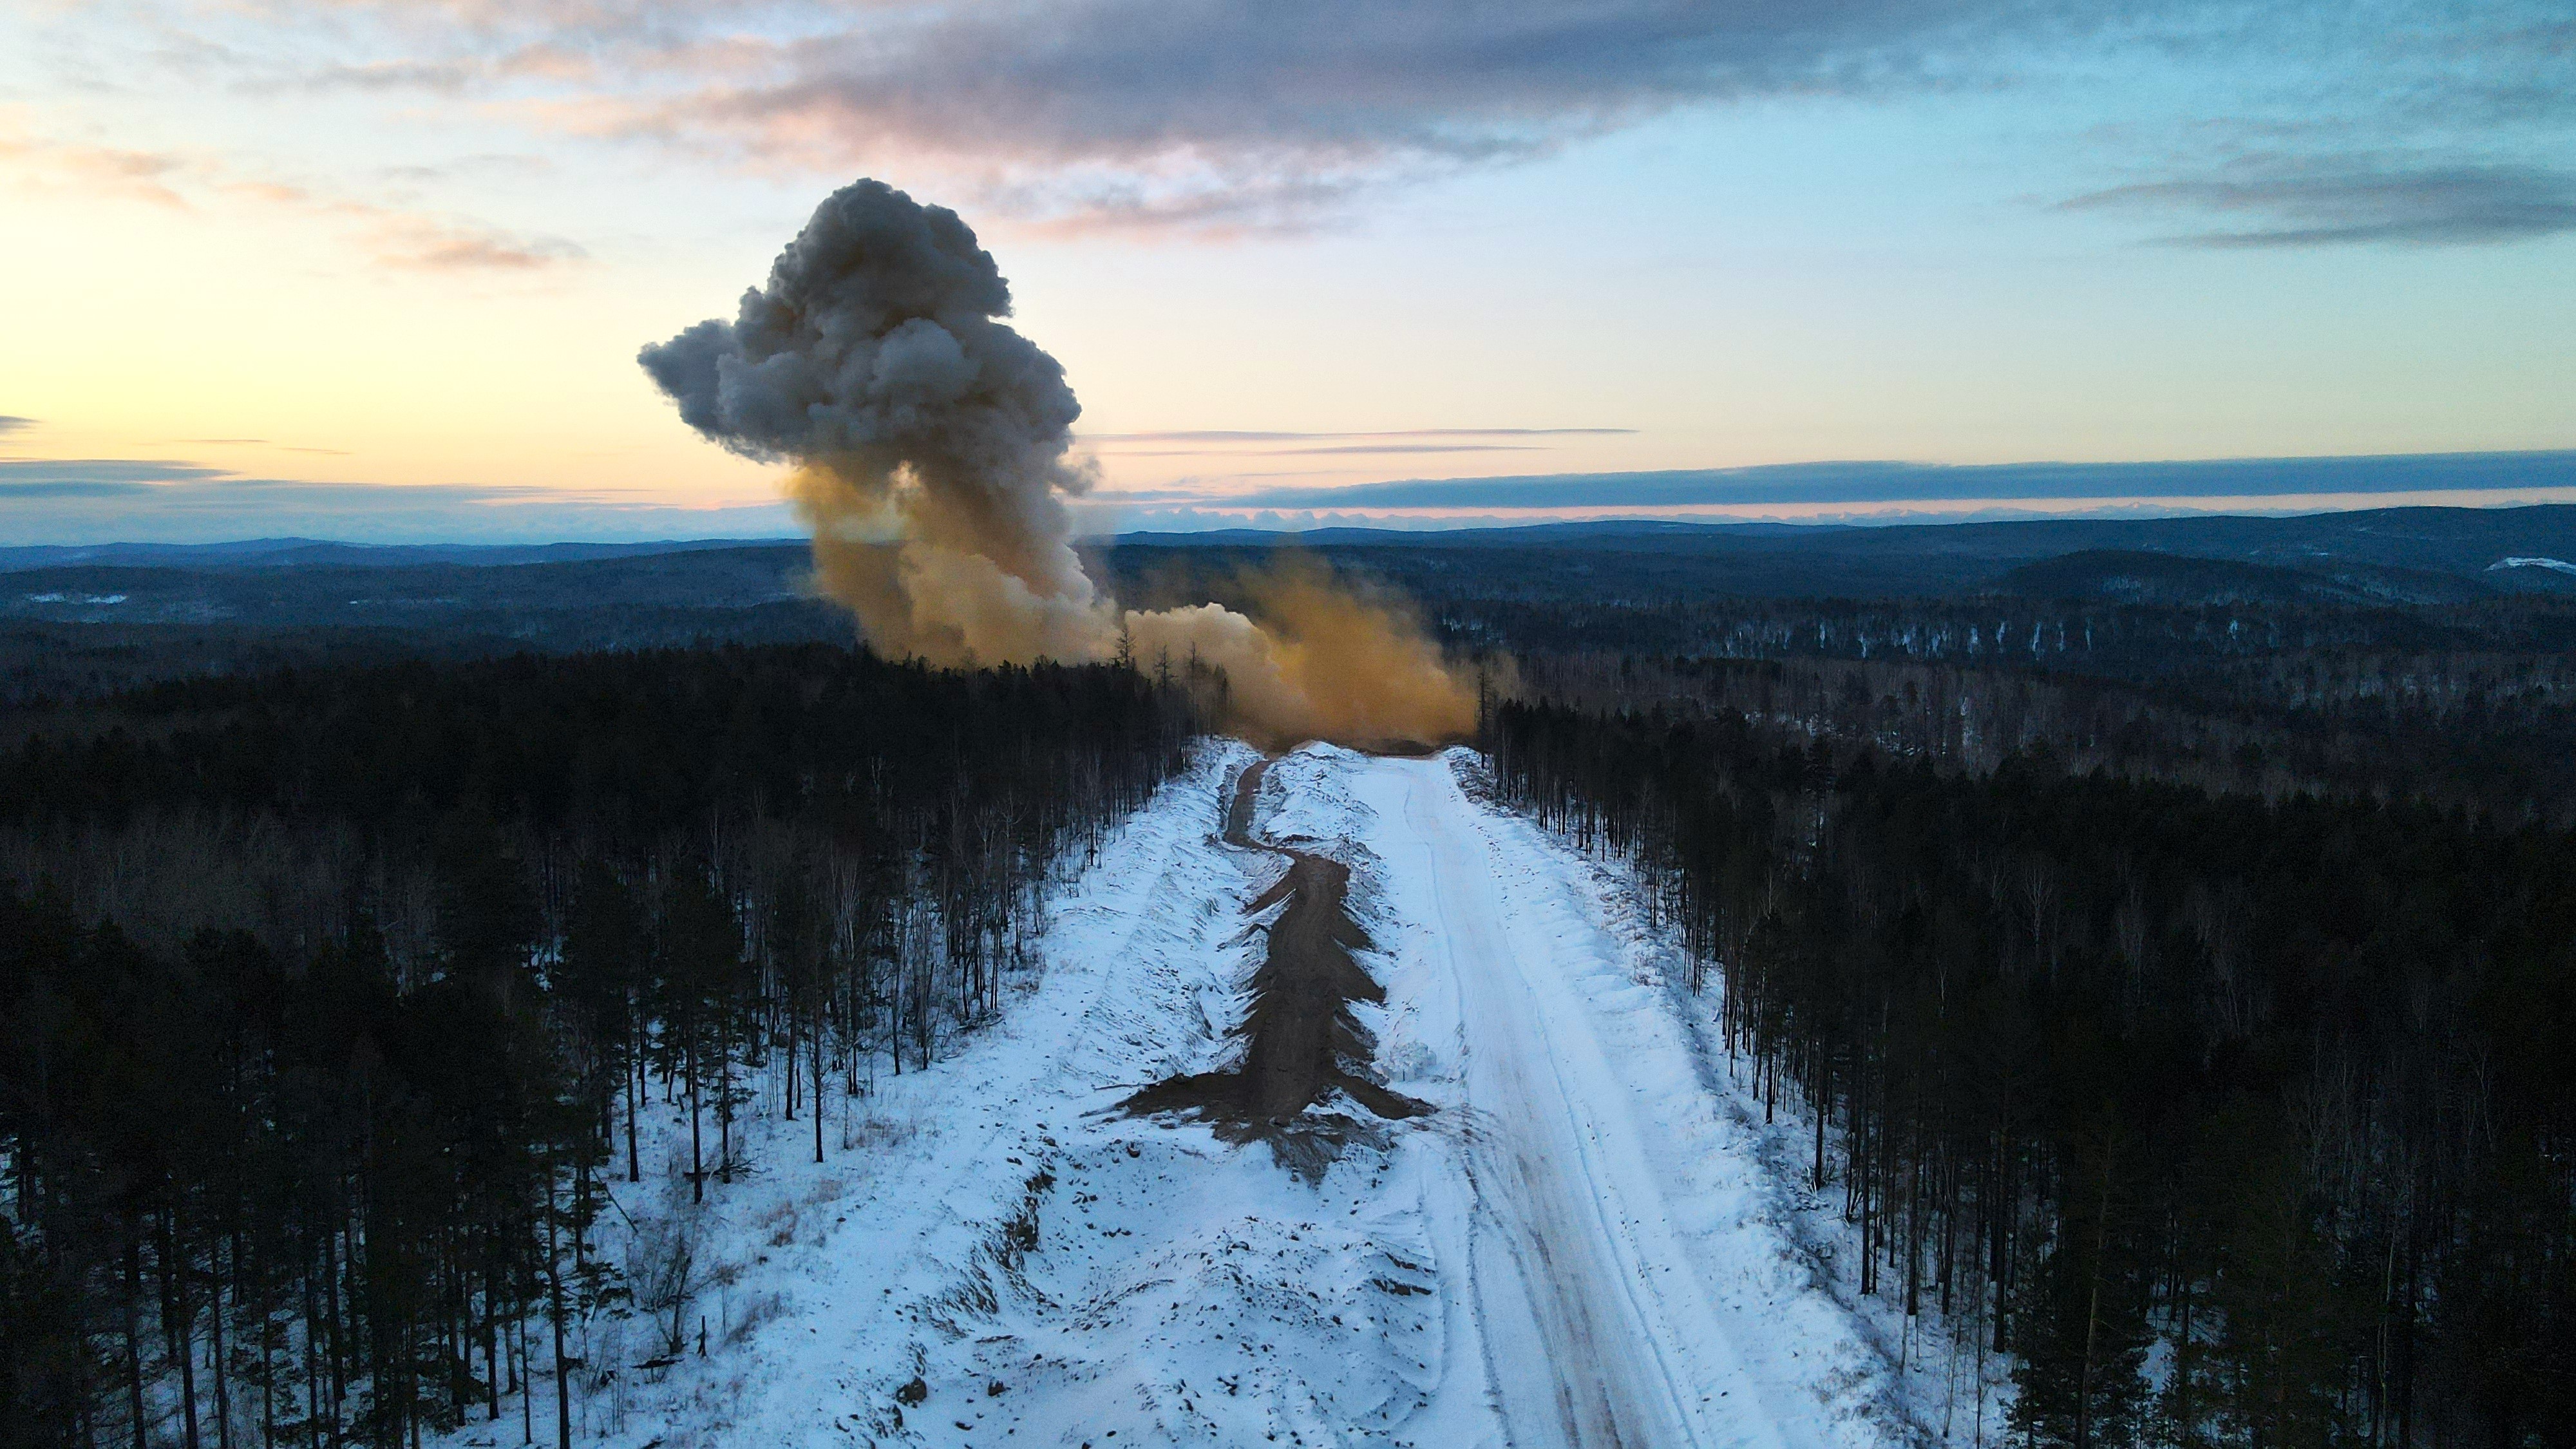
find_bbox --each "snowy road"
[1366,759,1761,1446]
[1350,755,1906,1449]
[531,744,1941,1449]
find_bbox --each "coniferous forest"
[1485,699,2575,1448]
[5,521,2574,1448]
[0,645,1194,1447]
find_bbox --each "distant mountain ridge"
[19,503,2576,578]
[10,507,2576,639]
[1116,504,2576,601]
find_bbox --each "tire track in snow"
[1352,753,1900,1449]
[1368,762,1711,1447]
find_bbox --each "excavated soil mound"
[1119,758,1429,1179]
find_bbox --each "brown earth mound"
[1119,758,1430,1180]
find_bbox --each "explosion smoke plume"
[641,178,1477,749]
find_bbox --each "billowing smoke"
[641,178,1479,749]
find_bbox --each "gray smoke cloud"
[639,178,1110,662]
[640,177,1481,747]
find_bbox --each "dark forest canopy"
[1,643,1186,834]
[1486,701,2576,1447]
[1509,648,2576,829]
[0,644,1198,1446]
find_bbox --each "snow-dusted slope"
[515,743,1963,1449]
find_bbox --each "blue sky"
[1,0,2571,542]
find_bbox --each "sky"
[2,0,2572,543]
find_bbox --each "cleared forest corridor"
[422,743,1932,1448]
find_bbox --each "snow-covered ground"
[497,742,1998,1449]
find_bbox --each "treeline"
[1513,651,2576,829]
[1486,701,2573,1447]
[0,644,1197,1446]
[1429,592,2576,676]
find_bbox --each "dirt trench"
[1119,757,1429,1179]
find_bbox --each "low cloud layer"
[1081,428,1632,444]
[1202,452,2576,512]
[0,458,794,543]
[0,460,241,497]
[2067,161,2576,247]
